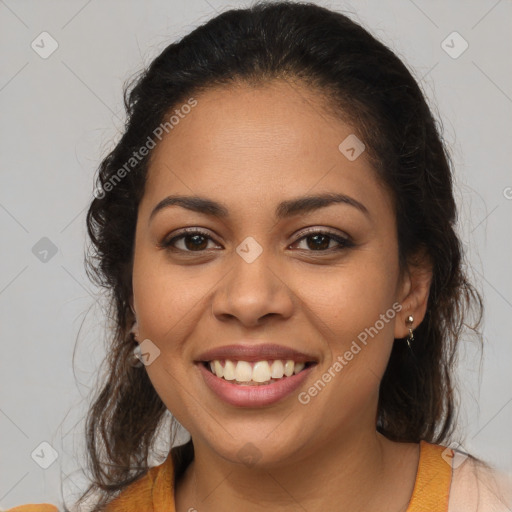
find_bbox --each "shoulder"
[102,461,166,511]
[103,451,176,511]
[3,449,180,512]
[1,466,162,512]
[448,454,512,512]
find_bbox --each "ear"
[394,247,433,339]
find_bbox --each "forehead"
[140,79,391,220]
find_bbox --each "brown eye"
[292,230,354,252]
[179,233,209,251]
[159,227,354,255]
[160,229,220,252]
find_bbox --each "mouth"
[199,359,318,386]
[196,358,318,407]
[194,343,319,405]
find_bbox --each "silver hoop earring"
[406,315,414,349]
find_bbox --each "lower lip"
[196,362,316,407]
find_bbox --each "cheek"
[144,360,207,439]
[302,254,400,399]
[132,262,207,423]
[297,268,399,433]
[132,253,214,344]
[308,254,399,335]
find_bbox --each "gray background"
[1,0,511,508]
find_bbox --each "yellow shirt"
[0,441,469,512]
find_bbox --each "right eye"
[159,228,221,252]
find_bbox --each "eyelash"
[159,227,354,254]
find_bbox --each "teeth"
[270,360,284,379]
[213,360,224,378]
[252,361,271,382]
[223,360,236,380]
[284,360,294,377]
[294,362,305,374]
[234,361,253,382]
[207,359,309,384]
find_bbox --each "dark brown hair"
[75,1,483,509]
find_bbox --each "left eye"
[292,231,353,252]
[160,229,353,253]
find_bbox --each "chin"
[200,427,309,469]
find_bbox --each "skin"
[130,79,433,511]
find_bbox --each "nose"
[211,246,295,327]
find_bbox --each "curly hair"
[75,1,483,509]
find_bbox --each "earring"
[130,319,139,342]
[406,315,414,349]
[129,319,144,368]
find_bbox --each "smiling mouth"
[201,359,317,386]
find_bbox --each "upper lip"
[195,343,318,363]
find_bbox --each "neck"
[174,428,419,512]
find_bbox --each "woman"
[9,1,512,511]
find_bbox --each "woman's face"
[131,79,418,466]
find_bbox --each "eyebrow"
[148,192,370,224]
